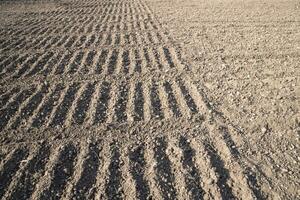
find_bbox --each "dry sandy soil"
[0,0,299,199]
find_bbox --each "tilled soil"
[0,0,298,199]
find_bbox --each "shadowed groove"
[40,53,63,76]
[13,54,40,79]
[95,50,109,74]
[45,36,60,49]
[31,84,64,128]
[0,148,29,198]
[124,34,130,44]
[55,52,73,75]
[218,126,265,199]
[150,82,164,119]
[147,32,154,43]
[87,24,93,33]
[27,37,44,50]
[152,48,163,70]
[64,35,78,48]
[71,141,101,199]
[4,38,26,52]
[105,142,124,200]
[131,32,138,45]
[1,54,28,77]
[203,140,235,199]
[153,137,177,199]
[86,35,96,47]
[163,82,182,117]
[162,47,175,68]
[122,49,130,74]
[82,50,96,74]
[56,35,69,47]
[115,83,129,123]
[0,55,19,74]
[0,87,35,131]
[49,83,80,127]
[134,49,142,73]
[177,80,198,114]
[179,136,205,199]
[115,34,121,45]
[129,145,150,200]
[94,82,111,124]
[244,168,265,200]
[107,49,118,74]
[75,35,87,47]
[143,48,151,68]
[105,34,113,45]
[0,39,13,50]
[73,83,95,125]
[10,145,51,200]
[40,144,78,200]
[68,51,85,74]
[133,82,144,121]
[11,85,48,129]
[0,87,20,109]
[25,52,55,77]
[156,32,164,42]
[36,35,52,49]
[94,34,103,47]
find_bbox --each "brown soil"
[0,0,299,199]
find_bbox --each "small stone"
[281,168,288,173]
[261,127,267,134]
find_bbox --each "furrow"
[126,81,136,122]
[170,80,192,118]
[25,52,55,77]
[129,144,151,200]
[40,53,63,76]
[0,148,29,198]
[31,84,65,128]
[133,82,145,121]
[94,49,109,74]
[7,144,51,200]
[12,54,41,79]
[178,136,205,199]
[176,79,199,114]
[201,138,237,199]
[49,83,81,128]
[0,87,36,131]
[121,49,130,74]
[114,82,129,123]
[150,81,164,120]
[39,143,78,200]
[0,87,21,109]
[153,137,177,199]
[0,55,19,74]
[10,85,48,130]
[67,51,85,74]
[70,140,101,199]
[105,142,124,200]
[82,50,97,74]
[93,81,111,124]
[54,51,74,75]
[163,81,182,118]
[0,54,28,79]
[107,49,119,75]
[142,81,152,121]
[189,139,223,199]
[72,82,96,125]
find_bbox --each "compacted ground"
[0,0,299,199]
